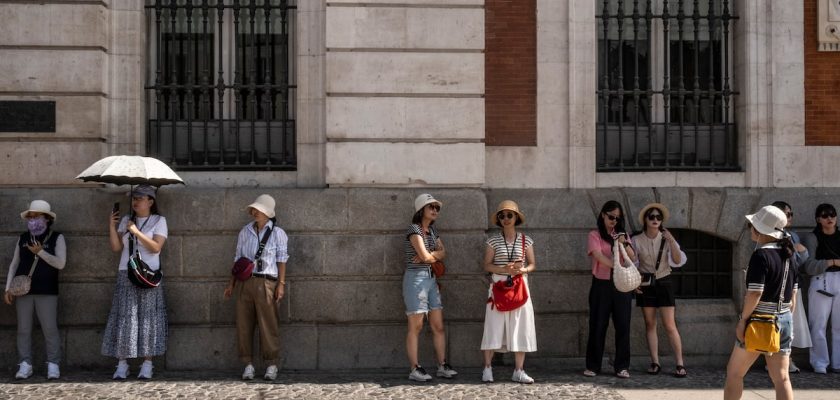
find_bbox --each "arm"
[273,229,289,303]
[589,248,614,269]
[225,233,246,300]
[36,234,66,270]
[274,262,287,304]
[410,234,437,264]
[517,244,536,275]
[482,244,512,275]
[800,233,829,276]
[4,241,21,303]
[432,238,446,262]
[128,225,165,254]
[109,213,123,253]
[735,291,763,342]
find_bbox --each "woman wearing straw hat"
[584,200,636,379]
[402,194,458,382]
[480,200,537,384]
[102,184,169,380]
[4,200,66,380]
[224,194,289,381]
[631,203,688,377]
[724,205,796,400]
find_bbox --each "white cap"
[20,200,57,221]
[414,193,442,212]
[745,205,788,239]
[246,194,276,219]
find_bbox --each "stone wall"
[1,186,831,370]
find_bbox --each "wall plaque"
[0,101,56,132]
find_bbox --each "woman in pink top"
[584,200,636,379]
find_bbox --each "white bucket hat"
[745,205,787,239]
[20,200,57,221]
[247,194,276,219]
[414,193,442,212]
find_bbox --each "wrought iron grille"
[145,0,296,170]
[596,0,739,171]
[669,229,732,299]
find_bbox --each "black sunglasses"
[498,212,515,220]
[604,213,621,221]
[427,204,441,212]
[820,212,837,219]
[647,214,663,221]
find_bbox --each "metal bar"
[692,0,700,166]
[617,0,625,169]
[601,0,610,168]
[248,0,257,165]
[263,0,272,166]
[186,0,195,165]
[632,0,640,167]
[201,0,210,165]
[216,0,226,166]
[722,0,732,167]
[154,0,164,157]
[280,0,290,164]
[646,0,654,167]
[708,1,716,167]
[169,0,178,165]
[233,0,242,165]
[662,0,670,168]
[677,0,685,166]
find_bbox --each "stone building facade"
[0,0,837,370]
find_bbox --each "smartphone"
[112,202,120,214]
[817,289,835,298]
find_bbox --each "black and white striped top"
[404,224,439,268]
[486,232,534,266]
[746,244,798,314]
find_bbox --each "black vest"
[15,230,61,295]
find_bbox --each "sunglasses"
[498,212,516,220]
[785,211,793,218]
[647,214,663,221]
[820,212,837,219]
[604,213,621,221]
[427,204,441,212]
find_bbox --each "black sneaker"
[436,362,458,378]
[409,365,432,381]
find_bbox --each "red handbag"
[488,233,529,311]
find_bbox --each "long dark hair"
[596,200,626,244]
[769,201,794,260]
[411,207,436,225]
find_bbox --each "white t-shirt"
[117,215,168,271]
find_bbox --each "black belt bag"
[640,272,657,287]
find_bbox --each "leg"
[514,352,526,370]
[585,279,612,373]
[235,279,257,364]
[660,306,685,367]
[808,276,831,372]
[406,313,425,367]
[764,353,793,400]
[483,350,494,368]
[723,345,761,400]
[642,307,659,366]
[254,279,281,364]
[33,295,61,364]
[828,273,840,370]
[15,295,36,364]
[612,291,633,372]
[427,309,446,365]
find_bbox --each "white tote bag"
[612,240,641,293]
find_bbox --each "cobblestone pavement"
[0,366,836,399]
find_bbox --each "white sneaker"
[512,369,534,384]
[15,361,33,380]
[112,361,129,380]
[408,365,432,382]
[242,364,255,380]
[47,362,60,380]
[264,365,278,381]
[481,367,494,382]
[436,362,458,378]
[138,361,153,380]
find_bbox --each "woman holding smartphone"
[4,200,66,380]
[631,203,687,377]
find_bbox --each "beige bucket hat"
[20,200,57,220]
[745,205,787,239]
[247,194,276,219]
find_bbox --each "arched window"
[668,228,732,298]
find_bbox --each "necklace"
[502,232,517,262]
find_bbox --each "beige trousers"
[235,277,280,363]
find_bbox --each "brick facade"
[805,0,840,145]
[485,0,537,146]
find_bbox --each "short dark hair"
[815,203,836,221]
[771,201,791,212]
[596,200,627,244]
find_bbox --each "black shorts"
[635,276,676,308]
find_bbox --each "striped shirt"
[746,244,798,314]
[486,232,533,266]
[404,224,439,267]
[234,220,289,277]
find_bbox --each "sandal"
[583,369,597,377]
[615,369,630,379]
[647,362,661,375]
[674,365,687,378]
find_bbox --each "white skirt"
[480,274,537,353]
[791,289,812,348]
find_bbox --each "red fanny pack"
[232,257,255,281]
[487,233,529,311]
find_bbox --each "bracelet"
[279,281,286,285]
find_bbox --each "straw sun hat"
[492,200,525,226]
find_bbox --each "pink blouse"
[587,229,632,280]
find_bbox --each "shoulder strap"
[653,236,667,271]
[26,231,54,277]
[777,259,790,314]
[521,233,526,261]
[254,223,274,272]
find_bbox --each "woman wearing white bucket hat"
[224,194,289,381]
[4,200,66,380]
[724,205,797,400]
[402,193,457,382]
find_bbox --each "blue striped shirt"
[234,221,289,277]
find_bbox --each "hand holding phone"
[112,202,120,214]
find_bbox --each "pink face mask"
[27,216,48,236]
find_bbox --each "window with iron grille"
[145,0,296,170]
[596,0,738,171]
[668,229,732,298]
